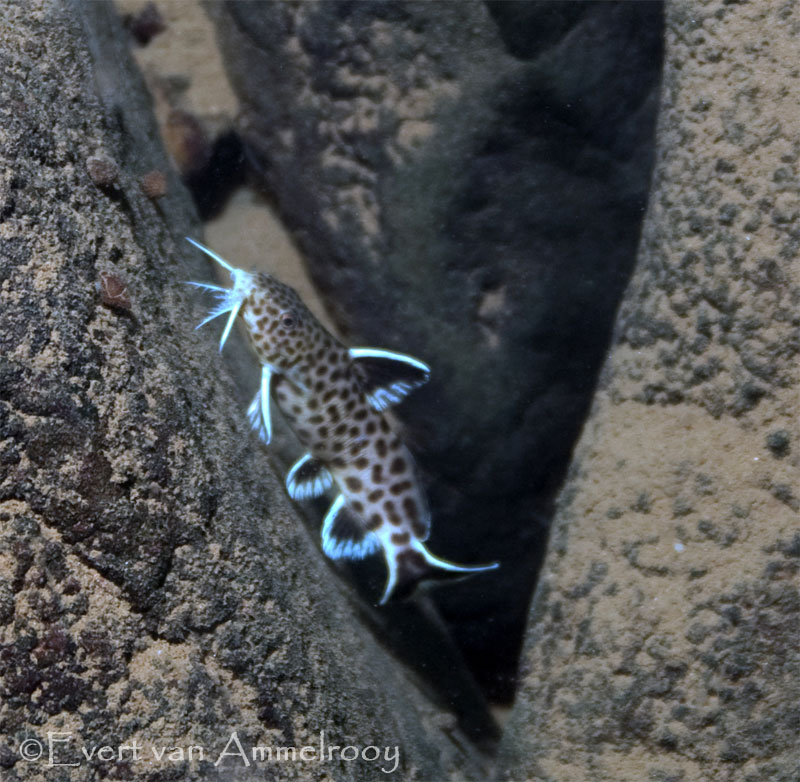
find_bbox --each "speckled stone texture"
[0,3,490,780]
[499,1,800,780]
[207,0,664,702]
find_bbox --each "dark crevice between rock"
[200,0,665,725]
[185,130,247,220]
[485,1,591,61]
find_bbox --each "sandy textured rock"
[0,3,491,780]
[207,0,664,701]
[500,1,800,779]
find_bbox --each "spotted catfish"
[187,238,498,603]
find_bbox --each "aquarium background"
[118,0,664,710]
[3,1,799,779]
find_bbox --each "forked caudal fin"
[379,540,499,605]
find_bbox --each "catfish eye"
[280,312,297,331]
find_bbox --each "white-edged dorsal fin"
[349,347,431,412]
[321,495,380,560]
[286,453,333,500]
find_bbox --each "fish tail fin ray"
[378,540,498,605]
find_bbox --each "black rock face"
[209,0,664,701]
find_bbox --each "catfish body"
[188,238,497,602]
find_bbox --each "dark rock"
[124,1,166,46]
[766,429,791,458]
[86,154,120,188]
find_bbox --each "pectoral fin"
[349,347,431,411]
[247,366,272,444]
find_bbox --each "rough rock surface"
[208,0,664,701]
[0,3,491,780]
[499,1,800,779]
